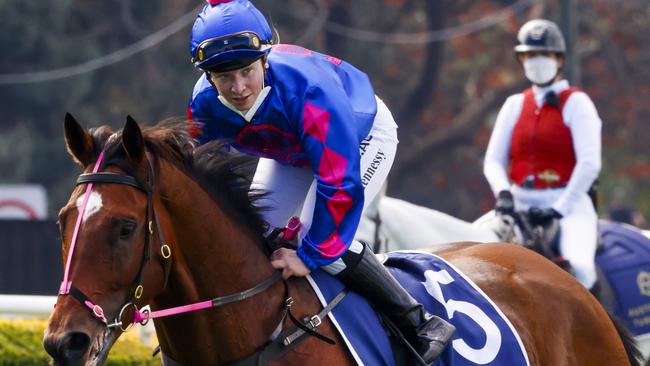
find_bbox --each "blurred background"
[1,0,649,224]
[1,1,650,361]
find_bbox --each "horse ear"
[64,113,96,167]
[122,115,145,164]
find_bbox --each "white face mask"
[523,56,558,85]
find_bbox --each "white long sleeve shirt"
[483,79,602,216]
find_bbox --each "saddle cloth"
[307,251,530,366]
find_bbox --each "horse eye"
[119,221,137,239]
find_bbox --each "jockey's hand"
[271,248,311,279]
[528,207,563,226]
[495,190,515,216]
[267,229,299,250]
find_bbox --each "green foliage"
[0,319,159,366]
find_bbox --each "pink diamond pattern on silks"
[319,232,347,259]
[187,107,203,138]
[318,146,348,187]
[327,190,353,226]
[303,102,330,144]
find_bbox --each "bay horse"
[44,114,639,366]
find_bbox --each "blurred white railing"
[0,294,56,319]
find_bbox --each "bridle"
[58,150,172,331]
[57,146,346,365]
[57,149,285,331]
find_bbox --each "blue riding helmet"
[190,0,273,71]
[514,19,566,54]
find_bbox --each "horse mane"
[97,118,267,239]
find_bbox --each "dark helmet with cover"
[190,0,273,72]
[514,19,566,54]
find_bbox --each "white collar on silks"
[218,86,271,123]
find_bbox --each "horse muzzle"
[44,330,91,366]
[44,324,116,366]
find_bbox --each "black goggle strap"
[193,32,267,64]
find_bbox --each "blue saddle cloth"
[596,220,650,336]
[308,251,529,366]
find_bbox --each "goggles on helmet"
[192,31,265,67]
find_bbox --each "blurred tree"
[0,0,648,224]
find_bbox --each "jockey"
[187,0,454,362]
[483,19,602,290]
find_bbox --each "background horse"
[356,194,499,253]
[44,115,639,365]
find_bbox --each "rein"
[136,271,283,322]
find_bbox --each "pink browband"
[59,150,106,295]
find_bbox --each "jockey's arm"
[550,92,601,216]
[294,86,365,271]
[484,95,522,196]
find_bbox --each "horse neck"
[151,161,282,363]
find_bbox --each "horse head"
[44,114,175,365]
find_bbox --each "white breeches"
[251,96,399,261]
[512,186,598,288]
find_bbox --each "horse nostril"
[44,332,91,362]
[67,332,91,352]
[63,332,91,359]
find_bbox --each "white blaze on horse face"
[76,191,103,221]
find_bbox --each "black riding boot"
[334,244,455,364]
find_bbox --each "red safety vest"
[509,87,580,189]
